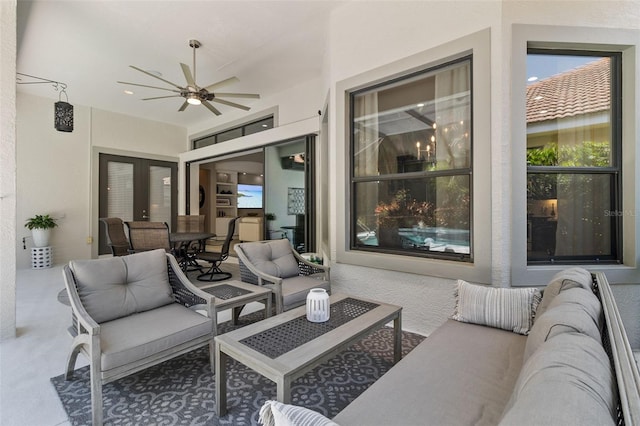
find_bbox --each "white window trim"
[335,28,492,284]
[511,24,640,286]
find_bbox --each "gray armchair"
[235,239,330,314]
[63,249,216,426]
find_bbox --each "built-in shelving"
[214,171,238,239]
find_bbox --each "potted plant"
[25,214,58,247]
[265,213,276,232]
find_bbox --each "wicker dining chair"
[125,221,172,253]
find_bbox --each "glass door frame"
[98,153,177,255]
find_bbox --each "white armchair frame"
[235,240,330,314]
[63,253,216,426]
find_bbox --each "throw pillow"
[452,280,541,335]
[259,400,339,426]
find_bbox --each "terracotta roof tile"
[526,57,610,123]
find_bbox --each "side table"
[31,246,52,269]
[199,280,272,329]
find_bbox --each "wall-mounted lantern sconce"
[16,72,74,133]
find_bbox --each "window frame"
[511,24,639,286]
[525,48,622,265]
[347,55,474,262]
[192,116,274,149]
[334,28,492,284]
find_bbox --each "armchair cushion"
[240,239,299,279]
[280,276,331,310]
[99,304,212,370]
[70,249,174,323]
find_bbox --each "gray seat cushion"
[240,239,300,278]
[280,276,330,310]
[70,249,174,323]
[99,304,212,371]
[333,319,527,426]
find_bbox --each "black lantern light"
[54,89,74,132]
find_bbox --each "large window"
[526,50,621,264]
[350,57,472,261]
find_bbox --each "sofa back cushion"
[536,267,592,318]
[452,280,541,335]
[70,249,174,323]
[500,332,616,426]
[240,239,300,279]
[524,287,603,362]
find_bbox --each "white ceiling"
[16,0,344,131]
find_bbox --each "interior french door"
[98,153,177,255]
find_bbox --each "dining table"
[170,232,216,271]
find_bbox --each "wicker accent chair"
[63,249,216,426]
[125,221,172,253]
[197,217,238,282]
[99,217,130,256]
[235,238,330,314]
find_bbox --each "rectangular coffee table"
[215,293,402,416]
[198,280,272,330]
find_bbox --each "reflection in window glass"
[354,176,470,255]
[526,51,620,264]
[350,57,472,260]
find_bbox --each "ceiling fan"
[117,39,259,116]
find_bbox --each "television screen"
[237,184,263,208]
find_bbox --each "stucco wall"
[16,93,188,269]
[323,0,640,339]
[1,0,17,341]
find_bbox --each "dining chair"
[175,215,207,269]
[125,221,172,253]
[99,217,130,256]
[176,215,205,233]
[197,217,238,282]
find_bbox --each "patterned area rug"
[51,311,425,426]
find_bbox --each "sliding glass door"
[264,135,316,253]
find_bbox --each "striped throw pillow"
[259,400,339,426]
[452,280,541,335]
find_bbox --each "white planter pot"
[32,228,51,248]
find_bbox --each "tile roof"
[526,57,610,123]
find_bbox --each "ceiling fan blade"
[141,95,182,101]
[203,76,239,92]
[117,81,181,93]
[178,100,189,112]
[180,63,196,88]
[129,65,184,90]
[211,97,251,111]
[202,100,222,116]
[214,92,260,99]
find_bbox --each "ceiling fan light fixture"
[187,94,201,105]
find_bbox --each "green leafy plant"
[24,214,58,230]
